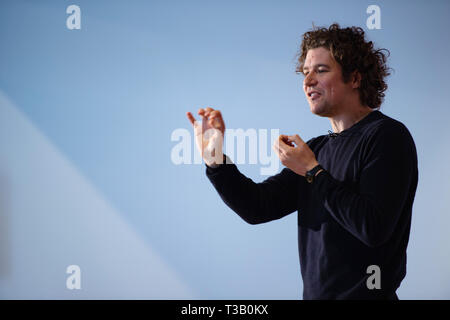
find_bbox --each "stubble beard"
[310,99,333,117]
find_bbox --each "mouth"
[307,91,322,101]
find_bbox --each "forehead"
[303,47,335,69]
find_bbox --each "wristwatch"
[305,164,324,183]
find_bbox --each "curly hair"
[296,23,391,109]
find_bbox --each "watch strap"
[306,164,323,183]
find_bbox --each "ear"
[351,70,362,89]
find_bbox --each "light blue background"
[1,0,449,299]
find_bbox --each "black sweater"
[205,110,418,300]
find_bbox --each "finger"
[209,110,224,124]
[279,134,294,146]
[198,108,207,118]
[273,140,286,159]
[278,135,288,145]
[283,135,295,147]
[186,112,196,126]
[197,111,204,122]
[204,107,215,117]
[289,134,304,146]
[277,135,290,152]
[279,134,294,145]
[209,110,222,118]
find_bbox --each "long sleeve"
[312,123,418,248]
[206,155,306,224]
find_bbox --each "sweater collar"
[327,110,381,139]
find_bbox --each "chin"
[309,103,329,117]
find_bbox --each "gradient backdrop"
[1,0,449,299]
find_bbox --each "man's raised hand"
[186,107,225,166]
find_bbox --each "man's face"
[302,47,353,116]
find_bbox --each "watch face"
[306,165,321,183]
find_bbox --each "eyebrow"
[302,64,331,71]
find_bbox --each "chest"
[315,136,366,184]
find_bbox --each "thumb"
[289,134,304,146]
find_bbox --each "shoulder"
[361,111,417,161]
[364,112,415,145]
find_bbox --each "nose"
[303,71,318,88]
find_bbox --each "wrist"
[204,148,224,166]
[306,160,319,172]
[305,164,323,183]
[206,154,226,168]
[315,168,324,177]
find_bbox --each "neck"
[329,106,375,133]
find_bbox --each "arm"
[187,107,306,224]
[206,155,306,224]
[312,124,418,247]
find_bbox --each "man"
[186,24,418,300]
